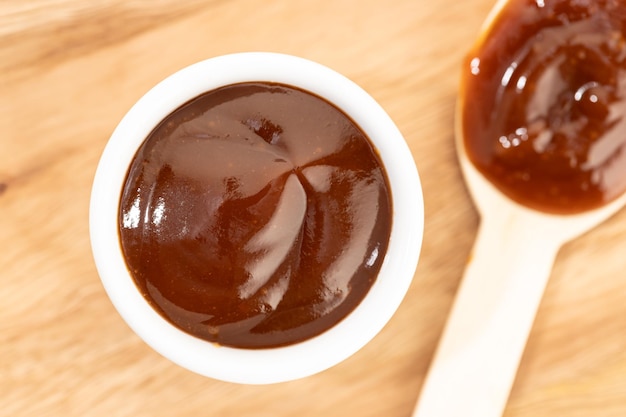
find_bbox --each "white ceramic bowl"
[90,52,423,384]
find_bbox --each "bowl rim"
[89,52,424,384]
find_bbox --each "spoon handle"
[412,211,560,417]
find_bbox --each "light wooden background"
[2,1,626,416]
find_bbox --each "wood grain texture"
[1,0,625,416]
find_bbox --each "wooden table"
[2,0,626,415]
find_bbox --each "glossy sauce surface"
[118,82,392,348]
[462,0,626,214]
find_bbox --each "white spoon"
[412,1,626,416]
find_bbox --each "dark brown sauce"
[118,82,392,349]
[462,0,626,214]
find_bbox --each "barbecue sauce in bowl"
[461,0,626,214]
[118,82,392,349]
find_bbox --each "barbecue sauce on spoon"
[462,0,626,214]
